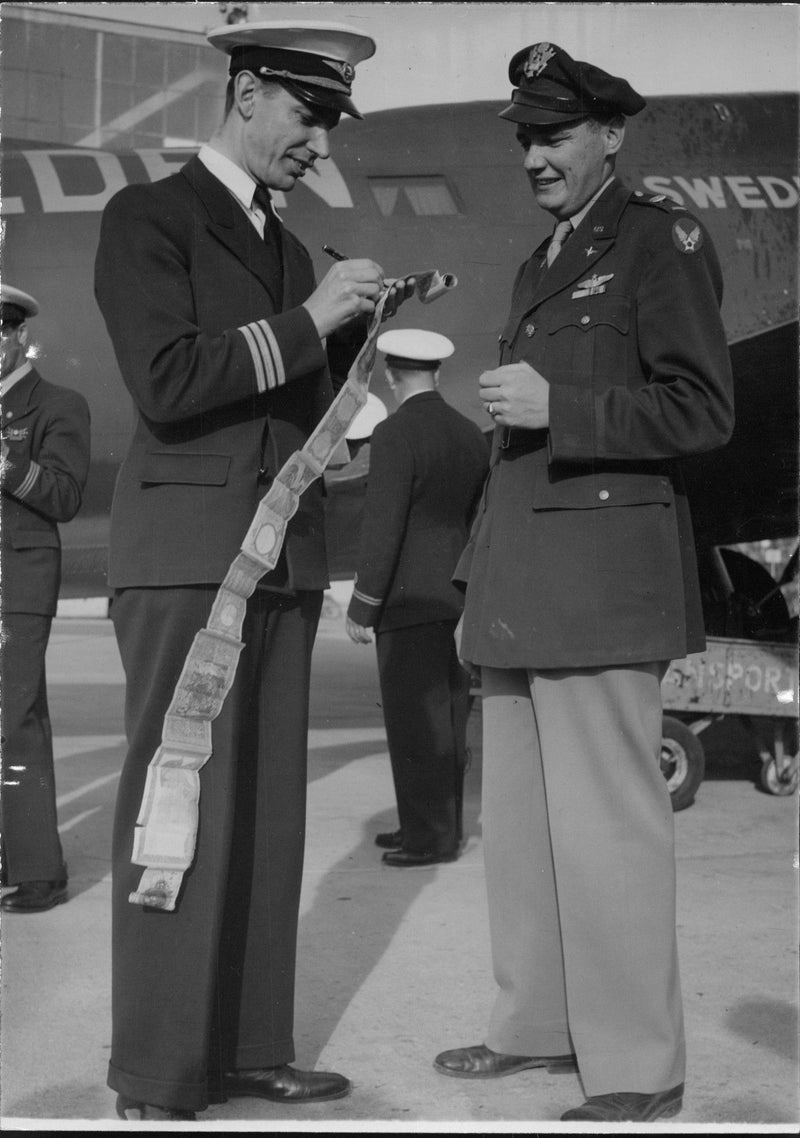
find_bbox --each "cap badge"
[327,58,355,83]
[523,43,555,78]
[672,219,703,254]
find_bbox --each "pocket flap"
[531,470,673,511]
[11,529,60,550]
[140,452,231,486]
[546,295,631,335]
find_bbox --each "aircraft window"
[368,176,460,217]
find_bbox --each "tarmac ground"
[0,593,798,1133]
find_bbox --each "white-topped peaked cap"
[207,20,376,119]
[1,284,39,321]
[377,328,455,369]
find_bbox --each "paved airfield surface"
[1,599,797,1132]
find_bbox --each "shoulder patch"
[631,189,676,213]
[672,218,704,254]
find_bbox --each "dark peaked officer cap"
[499,42,646,125]
[207,19,376,119]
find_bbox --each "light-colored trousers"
[481,663,685,1096]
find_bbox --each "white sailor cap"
[1,284,39,323]
[207,20,376,119]
[345,393,388,441]
[377,329,455,370]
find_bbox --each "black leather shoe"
[1,879,68,913]
[375,829,404,849]
[382,848,458,867]
[560,1083,684,1122]
[224,1065,351,1103]
[434,1043,577,1078]
[116,1095,196,1121]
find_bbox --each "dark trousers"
[0,612,66,885]
[108,585,322,1113]
[375,620,470,854]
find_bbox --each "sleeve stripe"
[239,320,286,393]
[14,461,42,500]
[352,587,383,608]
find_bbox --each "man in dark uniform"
[345,329,489,866]
[433,44,734,1123]
[94,19,413,1122]
[0,284,91,913]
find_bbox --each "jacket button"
[598,489,610,500]
[580,315,590,325]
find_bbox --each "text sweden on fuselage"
[3,148,800,215]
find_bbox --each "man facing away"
[433,43,734,1123]
[346,329,489,867]
[94,19,413,1122]
[0,284,91,915]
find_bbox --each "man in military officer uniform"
[0,284,91,913]
[433,44,734,1122]
[345,329,488,867]
[95,18,413,1123]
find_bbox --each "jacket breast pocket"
[531,470,673,511]
[543,294,631,385]
[139,452,231,486]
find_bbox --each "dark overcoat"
[455,180,734,669]
[1,368,91,614]
[347,389,489,630]
[95,155,359,591]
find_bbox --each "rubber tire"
[759,756,799,796]
[661,716,706,811]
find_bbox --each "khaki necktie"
[546,219,573,267]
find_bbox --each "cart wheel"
[759,757,799,797]
[661,717,705,811]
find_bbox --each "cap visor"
[498,101,587,126]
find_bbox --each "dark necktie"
[253,184,283,270]
[546,219,573,267]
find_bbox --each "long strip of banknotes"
[129,270,455,909]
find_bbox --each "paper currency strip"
[129,271,455,910]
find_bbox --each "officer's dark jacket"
[348,390,489,631]
[456,179,734,669]
[1,368,91,615]
[94,155,362,591]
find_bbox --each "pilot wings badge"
[524,43,556,78]
[672,219,703,254]
[572,273,614,298]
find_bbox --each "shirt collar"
[198,144,260,213]
[568,176,615,233]
[0,360,32,398]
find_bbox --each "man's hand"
[304,259,387,340]
[380,276,417,321]
[346,616,373,645]
[479,362,550,429]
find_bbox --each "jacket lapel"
[2,368,41,420]
[522,180,632,315]
[180,156,283,309]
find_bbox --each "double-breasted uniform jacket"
[455,179,734,670]
[347,390,489,631]
[1,368,91,615]
[95,155,362,593]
